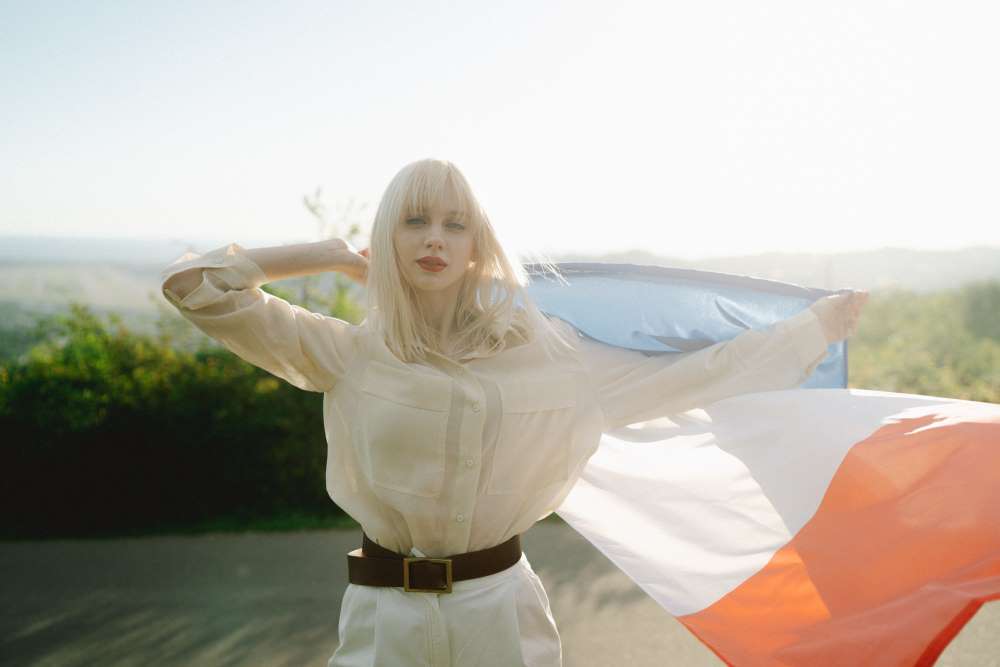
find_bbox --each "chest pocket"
[356,360,453,499]
[487,374,578,495]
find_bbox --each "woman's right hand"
[329,238,369,286]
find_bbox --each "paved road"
[1,518,997,666]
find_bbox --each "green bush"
[849,282,999,402]
[0,299,344,539]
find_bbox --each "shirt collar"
[425,317,532,365]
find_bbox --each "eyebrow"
[406,208,468,219]
[409,210,466,217]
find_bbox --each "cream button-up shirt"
[161,243,830,559]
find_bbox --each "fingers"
[356,248,369,285]
[844,290,868,337]
[816,289,869,342]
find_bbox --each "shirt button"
[471,401,481,412]
[465,458,475,468]
[456,513,465,523]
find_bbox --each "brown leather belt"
[346,532,522,594]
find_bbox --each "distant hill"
[1,236,998,337]
[547,246,1000,293]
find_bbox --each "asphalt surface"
[1,518,997,666]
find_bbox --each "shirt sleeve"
[160,242,360,393]
[566,307,830,431]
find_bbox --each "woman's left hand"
[809,289,870,344]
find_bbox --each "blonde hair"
[365,158,575,364]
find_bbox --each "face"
[392,183,477,302]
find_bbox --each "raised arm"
[163,238,366,300]
[563,305,832,432]
[160,239,368,393]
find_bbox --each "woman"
[160,158,867,666]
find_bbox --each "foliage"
[0,302,341,539]
[848,281,999,402]
[961,280,1000,343]
[0,303,63,365]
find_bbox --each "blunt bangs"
[398,164,480,230]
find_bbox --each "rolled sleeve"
[160,243,359,393]
[573,307,831,431]
[162,243,269,310]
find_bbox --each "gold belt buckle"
[403,557,453,593]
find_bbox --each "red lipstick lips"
[417,256,447,272]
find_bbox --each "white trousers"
[328,550,562,667]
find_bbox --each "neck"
[416,286,460,342]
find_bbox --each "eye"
[405,217,425,225]
[447,221,465,230]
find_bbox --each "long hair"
[365,158,576,364]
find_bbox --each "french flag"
[526,263,1000,666]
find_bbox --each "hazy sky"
[3,1,999,260]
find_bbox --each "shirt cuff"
[779,306,830,377]
[161,243,270,310]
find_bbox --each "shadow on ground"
[1,518,996,666]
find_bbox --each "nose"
[424,225,444,250]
